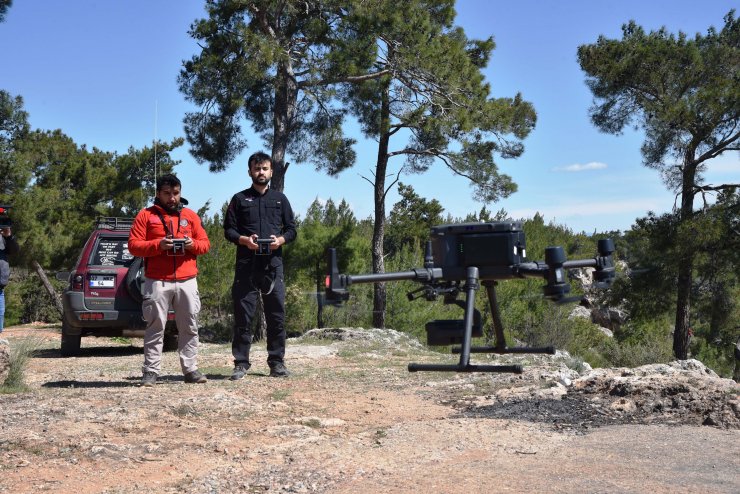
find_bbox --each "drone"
[325,221,616,374]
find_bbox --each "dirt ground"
[1,323,738,494]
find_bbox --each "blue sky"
[1,0,737,234]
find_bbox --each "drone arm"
[512,243,615,301]
[346,268,443,285]
[325,248,446,304]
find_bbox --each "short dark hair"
[156,173,181,192]
[248,152,272,170]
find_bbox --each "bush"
[691,337,735,378]
[1,337,43,392]
[6,269,63,326]
[597,330,673,368]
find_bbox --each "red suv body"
[60,217,176,356]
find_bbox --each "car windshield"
[90,237,136,267]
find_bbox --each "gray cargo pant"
[141,276,201,375]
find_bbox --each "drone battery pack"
[425,319,483,346]
[430,221,526,268]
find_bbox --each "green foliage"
[691,335,736,378]
[0,90,31,199]
[282,198,372,332]
[3,106,185,271]
[179,0,380,186]
[578,11,740,359]
[597,329,674,369]
[343,0,536,203]
[4,269,63,325]
[0,1,10,23]
[385,183,444,255]
[195,203,236,330]
[609,193,740,375]
[578,11,739,175]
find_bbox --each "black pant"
[231,258,286,366]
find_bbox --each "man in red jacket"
[129,174,211,387]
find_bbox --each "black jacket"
[223,186,297,261]
[0,234,19,288]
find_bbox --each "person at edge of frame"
[128,173,211,387]
[0,223,20,333]
[223,151,297,379]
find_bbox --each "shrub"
[1,337,43,392]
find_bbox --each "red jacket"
[128,205,210,281]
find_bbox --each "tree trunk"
[271,61,298,192]
[316,259,324,329]
[673,154,697,360]
[32,261,63,316]
[733,335,740,383]
[673,259,692,359]
[371,80,392,329]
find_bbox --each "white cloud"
[552,162,608,172]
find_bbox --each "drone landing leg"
[408,267,523,374]
[461,281,556,356]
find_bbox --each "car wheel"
[126,257,144,303]
[61,322,82,357]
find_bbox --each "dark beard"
[155,197,181,214]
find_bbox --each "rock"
[0,338,10,385]
[295,327,424,349]
[590,307,628,331]
[571,359,740,428]
[568,305,591,320]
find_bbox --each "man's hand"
[240,234,259,250]
[269,235,284,251]
[183,236,194,251]
[159,237,174,251]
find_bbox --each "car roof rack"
[96,217,134,231]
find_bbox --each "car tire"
[126,257,144,303]
[61,321,82,357]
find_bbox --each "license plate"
[89,275,115,288]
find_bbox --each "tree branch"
[299,69,392,89]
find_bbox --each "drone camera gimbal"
[326,222,615,374]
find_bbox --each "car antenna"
[153,99,158,180]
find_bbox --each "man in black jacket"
[224,152,297,378]
[0,223,19,333]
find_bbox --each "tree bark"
[371,80,392,329]
[673,154,698,360]
[271,61,298,192]
[316,259,324,329]
[32,261,63,316]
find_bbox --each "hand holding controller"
[256,238,274,255]
[167,238,187,256]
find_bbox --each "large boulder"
[0,338,10,385]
